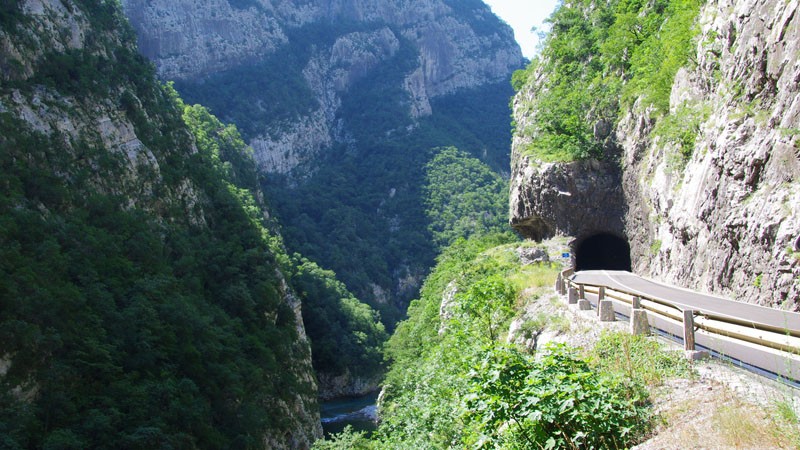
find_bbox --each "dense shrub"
[515,0,704,162]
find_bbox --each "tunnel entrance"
[574,233,632,272]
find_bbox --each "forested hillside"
[176,97,388,400]
[511,0,703,162]
[0,0,382,446]
[121,0,525,321]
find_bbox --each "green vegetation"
[0,2,383,447]
[423,147,509,250]
[465,343,650,449]
[515,0,705,162]
[313,235,691,448]
[175,95,388,384]
[174,46,318,140]
[652,101,711,170]
[590,331,691,386]
[772,397,800,447]
[289,256,387,380]
[263,80,516,324]
[170,12,517,323]
[0,90,309,448]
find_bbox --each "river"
[320,391,379,437]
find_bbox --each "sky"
[482,0,560,58]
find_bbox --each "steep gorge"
[121,0,525,317]
[121,0,523,175]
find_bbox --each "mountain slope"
[0,0,323,447]
[121,0,525,319]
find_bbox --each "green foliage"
[0,3,331,447]
[590,331,692,386]
[312,426,375,450]
[651,101,710,170]
[174,42,318,140]
[772,397,800,448]
[423,147,509,249]
[175,95,388,383]
[334,235,657,449]
[465,343,651,449]
[421,82,517,171]
[517,0,705,162]
[172,22,515,324]
[290,256,388,379]
[519,0,619,161]
[0,0,23,29]
[621,0,704,113]
[511,65,534,92]
[178,95,261,191]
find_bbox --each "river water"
[320,391,379,437]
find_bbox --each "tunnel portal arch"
[574,233,632,272]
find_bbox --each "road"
[571,270,800,337]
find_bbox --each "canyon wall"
[510,0,800,310]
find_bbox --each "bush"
[517,0,705,162]
[465,343,652,449]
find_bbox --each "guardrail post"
[596,286,605,316]
[683,310,695,351]
[555,273,562,294]
[578,284,585,300]
[630,297,649,335]
[599,299,615,322]
[568,287,578,304]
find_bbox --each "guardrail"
[556,268,800,384]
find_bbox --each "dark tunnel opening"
[574,233,632,272]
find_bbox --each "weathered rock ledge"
[509,156,626,242]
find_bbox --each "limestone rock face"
[620,0,800,309]
[508,156,626,241]
[316,371,381,401]
[120,0,524,174]
[509,0,800,310]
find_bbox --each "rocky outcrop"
[316,371,381,401]
[120,0,524,174]
[508,156,626,241]
[509,0,800,310]
[620,0,800,309]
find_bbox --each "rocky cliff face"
[508,157,626,241]
[0,0,322,446]
[509,0,799,310]
[621,0,800,309]
[121,0,523,174]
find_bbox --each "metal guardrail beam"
[558,268,800,384]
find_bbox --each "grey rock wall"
[509,0,800,310]
[620,0,800,309]
[120,0,524,174]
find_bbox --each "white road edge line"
[600,270,667,306]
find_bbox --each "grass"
[772,397,800,448]
[589,331,694,387]
[711,393,800,449]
